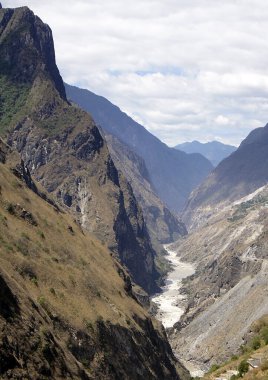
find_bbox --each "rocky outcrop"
[0,6,66,99]
[0,5,159,294]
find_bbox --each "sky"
[3,0,268,147]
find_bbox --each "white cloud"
[215,116,230,125]
[3,0,268,146]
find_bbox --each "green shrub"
[230,375,239,380]
[37,230,45,239]
[251,335,261,350]
[238,360,249,376]
[208,364,220,373]
[31,277,38,286]
[6,202,15,214]
[260,326,268,344]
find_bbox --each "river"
[151,246,204,377]
[152,246,195,329]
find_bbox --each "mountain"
[169,186,268,372]
[0,138,190,379]
[0,5,192,379]
[182,123,268,229]
[174,140,237,166]
[103,133,187,276]
[0,6,159,294]
[65,84,213,212]
[103,133,187,241]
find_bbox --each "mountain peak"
[0,6,66,100]
[175,140,236,166]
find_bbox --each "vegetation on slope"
[201,315,268,380]
[0,145,189,379]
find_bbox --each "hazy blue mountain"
[174,140,237,166]
[65,84,213,212]
[183,123,268,222]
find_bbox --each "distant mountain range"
[174,140,237,166]
[65,84,213,212]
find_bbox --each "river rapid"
[151,246,204,377]
[152,246,195,329]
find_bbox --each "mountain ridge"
[182,123,268,229]
[65,83,213,212]
[0,5,159,293]
[174,140,237,166]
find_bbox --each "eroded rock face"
[169,188,268,371]
[8,120,159,293]
[66,317,189,380]
[103,133,187,245]
[65,83,213,213]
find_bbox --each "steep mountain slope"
[104,133,187,244]
[169,187,268,373]
[174,140,236,166]
[65,84,213,212]
[183,124,268,228]
[0,5,159,293]
[0,140,190,380]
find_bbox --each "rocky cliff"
[65,85,188,247]
[104,133,187,243]
[169,187,268,372]
[0,6,159,294]
[65,84,213,213]
[0,140,190,379]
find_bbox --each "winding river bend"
[152,246,195,328]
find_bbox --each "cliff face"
[104,134,187,244]
[0,6,159,294]
[65,83,213,213]
[0,6,65,99]
[169,187,268,372]
[0,141,190,379]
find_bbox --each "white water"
[152,247,204,377]
[152,246,195,329]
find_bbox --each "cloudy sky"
[3,0,268,146]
